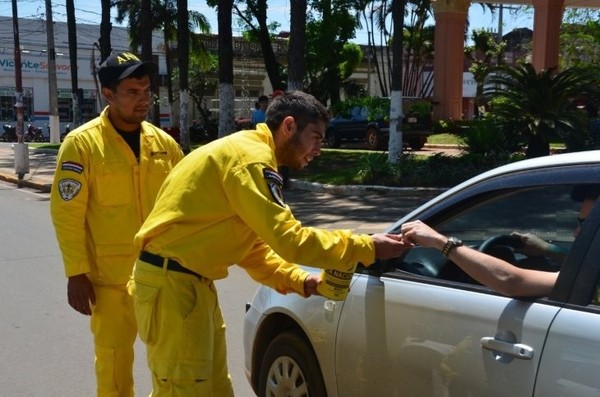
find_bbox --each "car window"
[397,184,580,283]
[437,185,577,247]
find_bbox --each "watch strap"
[442,237,463,257]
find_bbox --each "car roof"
[394,150,600,227]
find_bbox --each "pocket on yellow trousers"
[128,279,161,344]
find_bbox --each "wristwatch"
[442,237,463,257]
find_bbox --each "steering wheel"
[478,234,555,270]
[478,234,524,254]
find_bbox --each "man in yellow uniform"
[50,51,184,397]
[128,91,411,396]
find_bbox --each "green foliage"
[483,63,600,158]
[465,29,506,108]
[295,148,525,188]
[559,21,600,69]
[356,152,400,184]
[339,43,364,80]
[330,96,432,122]
[456,119,522,157]
[330,96,389,121]
[406,98,432,118]
[303,1,362,104]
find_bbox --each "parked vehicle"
[2,124,17,142]
[244,150,600,397]
[24,123,47,142]
[60,124,71,142]
[325,97,433,150]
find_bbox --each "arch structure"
[432,0,600,120]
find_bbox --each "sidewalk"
[0,143,55,193]
[0,142,444,233]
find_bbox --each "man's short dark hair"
[265,91,329,132]
[571,184,600,202]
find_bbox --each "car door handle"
[480,337,534,360]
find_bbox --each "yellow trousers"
[128,260,234,397]
[90,284,137,397]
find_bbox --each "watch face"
[450,237,463,246]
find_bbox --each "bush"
[356,152,400,184]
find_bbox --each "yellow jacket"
[50,107,184,285]
[136,124,375,295]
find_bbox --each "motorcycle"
[2,124,17,142]
[25,123,47,142]
[60,124,71,142]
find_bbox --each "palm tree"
[99,0,112,62]
[483,63,600,158]
[288,0,307,91]
[177,0,191,152]
[216,0,237,136]
[388,0,405,164]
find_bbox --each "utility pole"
[12,0,29,180]
[45,0,60,144]
[66,0,82,128]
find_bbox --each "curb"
[289,179,447,196]
[0,172,52,193]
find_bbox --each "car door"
[335,167,599,397]
[533,200,600,397]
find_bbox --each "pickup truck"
[325,100,433,150]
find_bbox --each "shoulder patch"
[58,179,82,201]
[61,161,84,174]
[263,168,285,207]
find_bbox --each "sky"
[2,0,534,45]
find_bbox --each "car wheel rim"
[265,355,309,397]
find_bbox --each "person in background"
[401,184,600,298]
[50,51,184,397]
[251,95,269,126]
[128,91,411,396]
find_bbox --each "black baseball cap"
[98,51,158,87]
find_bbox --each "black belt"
[139,251,205,279]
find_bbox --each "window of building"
[58,89,100,123]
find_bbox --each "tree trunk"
[177,0,190,152]
[388,0,405,164]
[288,0,306,91]
[526,134,550,158]
[218,0,236,137]
[99,0,112,63]
[140,0,160,126]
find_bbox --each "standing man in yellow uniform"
[128,91,411,396]
[50,51,184,397]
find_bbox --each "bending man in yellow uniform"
[50,51,184,397]
[129,91,412,396]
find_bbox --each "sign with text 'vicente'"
[0,54,83,77]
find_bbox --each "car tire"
[408,137,426,151]
[258,332,327,397]
[366,126,380,150]
[326,129,340,148]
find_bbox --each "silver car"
[243,150,600,397]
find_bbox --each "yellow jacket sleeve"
[225,163,376,270]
